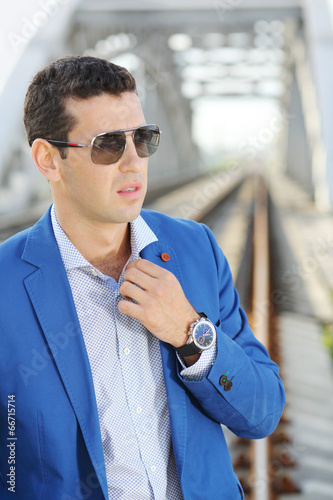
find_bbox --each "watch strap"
[175,340,203,357]
[175,312,208,357]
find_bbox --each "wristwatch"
[176,312,216,357]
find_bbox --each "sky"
[192,96,279,156]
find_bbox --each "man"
[0,56,285,500]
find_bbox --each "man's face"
[54,91,149,226]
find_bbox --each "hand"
[118,259,200,348]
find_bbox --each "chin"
[113,206,143,224]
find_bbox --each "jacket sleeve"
[177,223,286,439]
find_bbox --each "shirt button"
[124,348,130,355]
[160,252,170,262]
[91,269,98,276]
[150,465,156,472]
[136,407,142,414]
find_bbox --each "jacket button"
[161,252,170,262]
[219,375,228,386]
[224,380,233,391]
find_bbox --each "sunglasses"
[44,124,161,165]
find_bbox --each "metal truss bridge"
[1,0,333,214]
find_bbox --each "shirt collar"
[50,204,158,273]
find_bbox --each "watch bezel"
[191,317,216,351]
[175,313,216,357]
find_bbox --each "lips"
[117,183,143,198]
[118,183,142,193]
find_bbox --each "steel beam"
[73,7,301,34]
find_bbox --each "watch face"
[192,319,216,350]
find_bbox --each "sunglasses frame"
[43,124,161,165]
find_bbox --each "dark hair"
[23,55,137,157]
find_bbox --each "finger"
[123,266,155,290]
[119,280,146,303]
[124,258,164,278]
[118,298,143,320]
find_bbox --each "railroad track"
[151,170,331,500]
[149,171,299,499]
[220,176,300,500]
[192,174,298,500]
[1,170,332,499]
[189,172,333,500]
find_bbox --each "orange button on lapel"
[160,252,170,262]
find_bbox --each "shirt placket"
[114,290,169,499]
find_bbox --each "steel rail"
[250,175,272,500]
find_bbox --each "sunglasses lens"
[134,126,160,158]
[90,126,160,165]
[91,132,126,165]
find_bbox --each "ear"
[31,139,62,182]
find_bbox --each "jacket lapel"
[21,209,108,499]
[141,240,188,478]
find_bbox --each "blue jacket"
[0,207,285,500]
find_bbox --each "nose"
[118,131,144,173]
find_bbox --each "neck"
[54,205,131,279]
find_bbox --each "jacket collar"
[139,213,188,476]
